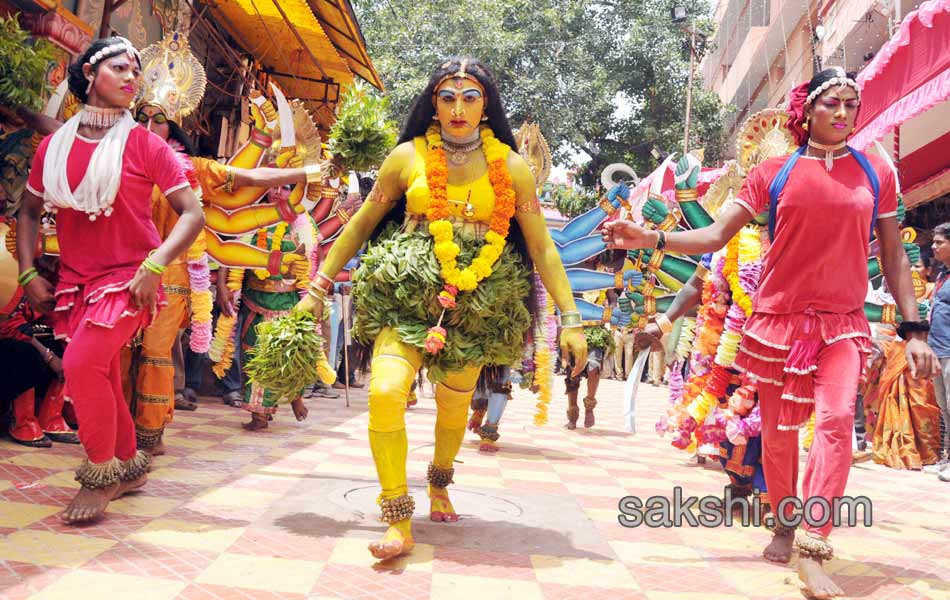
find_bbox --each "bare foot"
[799,556,844,599]
[291,398,308,421]
[428,484,458,522]
[479,439,499,453]
[61,484,118,524]
[112,474,147,500]
[584,408,595,428]
[763,530,794,563]
[368,520,414,560]
[148,438,166,457]
[242,413,269,431]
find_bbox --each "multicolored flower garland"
[423,124,517,353]
[186,231,213,353]
[532,274,557,425]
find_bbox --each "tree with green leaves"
[354,0,730,186]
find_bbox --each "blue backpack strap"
[847,146,880,237]
[767,145,807,240]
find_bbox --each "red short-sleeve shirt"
[26,126,188,286]
[733,151,897,315]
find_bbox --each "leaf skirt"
[352,223,532,382]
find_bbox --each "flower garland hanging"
[210,267,244,378]
[186,231,213,353]
[533,273,556,425]
[423,124,517,353]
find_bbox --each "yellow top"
[405,137,498,222]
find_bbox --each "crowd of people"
[2,34,948,600]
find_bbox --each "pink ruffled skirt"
[734,308,872,430]
[53,271,166,342]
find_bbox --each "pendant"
[463,202,475,218]
[450,150,467,166]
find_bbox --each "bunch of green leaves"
[0,14,57,111]
[351,225,532,382]
[328,80,397,172]
[244,309,325,401]
[584,325,614,351]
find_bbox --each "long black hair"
[168,120,198,156]
[67,37,141,104]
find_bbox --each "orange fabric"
[121,263,190,446]
[868,340,942,469]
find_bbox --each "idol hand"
[606,182,630,209]
[559,327,588,378]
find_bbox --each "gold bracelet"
[559,311,582,328]
[654,314,673,335]
[304,164,321,184]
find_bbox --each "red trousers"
[63,313,144,464]
[759,338,862,538]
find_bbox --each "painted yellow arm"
[296,141,414,314]
[204,229,301,273]
[510,152,587,375]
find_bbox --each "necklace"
[442,137,483,166]
[807,139,848,172]
[79,105,126,129]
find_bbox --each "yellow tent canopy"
[209,0,381,128]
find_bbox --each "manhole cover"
[343,484,524,520]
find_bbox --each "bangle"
[304,163,321,183]
[654,314,673,335]
[43,348,54,363]
[250,128,273,148]
[310,272,334,295]
[559,311,582,328]
[141,257,166,275]
[17,267,38,286]
[306,287,326,300]
[896,320,929,340]
[654,229,666,250]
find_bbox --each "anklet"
[74,457,122,489]
[379,494,415,524]
[120,450,151,482]
[795,530,834,560]
[427,462,455,488]
[478,424,500,442]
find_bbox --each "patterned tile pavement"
[0,376,948,599]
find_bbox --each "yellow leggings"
[368,327,481,502]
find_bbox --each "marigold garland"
[253,222,287,280]
[210,267,245,377]
[532,273,556,425]
[422,124,518,353]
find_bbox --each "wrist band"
[304,163,321,184]
[17,267,38,286]
[141,256,166,275]
[654,314,673,335]
[221,167,235,194]
[559,311,582,328]
[896,320,929,340]
[250,128,273,148]
[267,250,282,276]
[654,229,666,250]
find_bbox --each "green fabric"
[352,223,532,382]
[240,289,303,409]
[584,325,613,351]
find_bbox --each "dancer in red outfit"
[16,37,204,524]
[602,67,937,599]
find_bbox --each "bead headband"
[86,37,139,67]
[433,59,485,95]
[805,67,860,106]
